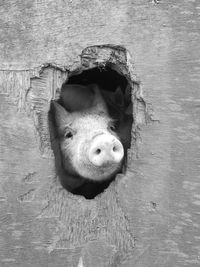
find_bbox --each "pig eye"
[65,132,73,139]
[109,125,116,131]
[64,127,75,139]
[110,125,115,131]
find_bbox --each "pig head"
[52,84,124,181]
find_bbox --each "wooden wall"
[0,1,200,266]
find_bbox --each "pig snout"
[88,134,124,167]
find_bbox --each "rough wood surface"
[1,0,200,266]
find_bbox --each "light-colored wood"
[1,1,200,266]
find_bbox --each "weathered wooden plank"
[0,0,200,266]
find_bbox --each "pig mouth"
[92,158,123,171]
[80,158,123,181]
[96,162,122,177]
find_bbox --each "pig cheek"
[60,135,93,178]
[60,139,78,174]
[71,138,93,178]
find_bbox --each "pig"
[52,84,124,182]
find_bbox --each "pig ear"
[113,86,125,108]
[90,84,109,115]
[51,101,72,132]
[125,103,132,115]
[124,84,131,105]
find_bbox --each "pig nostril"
[113,146,117,152]
[95,149,101,155]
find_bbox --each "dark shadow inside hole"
[68,65,128,92]
[49,66,133,199]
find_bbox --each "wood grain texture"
[1,0,200,266]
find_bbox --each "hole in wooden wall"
[49,65,133,199]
